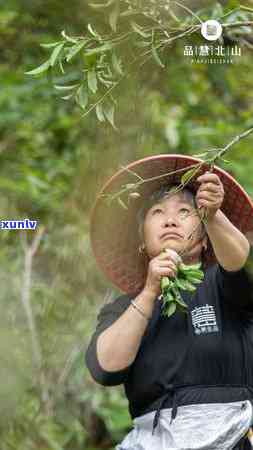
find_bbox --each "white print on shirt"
[191,304,219,335]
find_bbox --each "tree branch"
[20,225,52,414]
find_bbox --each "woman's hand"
[143,249,182,298]
[196,171,225,221]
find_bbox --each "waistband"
[149,383,253,436]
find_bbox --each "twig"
[172,0,203,24]
[21,226,45,368]
[241,5,253,13]
[213,126,253,161]
[241,38,253,49]
[117,126,253,199]
[57,288,115,388]
[222,21,253,28]
[119,164,145,182]
[20,226,52,413]
[219,7,240,20]
[173,127,253,256]
[167,1,181,23]
[139,25,199,68]
[57,342,84,387]
[104,125,253,256]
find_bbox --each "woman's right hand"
[143,249,182,298]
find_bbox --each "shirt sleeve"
[215,258,253,319]
[85,294,134,386]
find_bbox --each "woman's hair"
[137,183,206,240]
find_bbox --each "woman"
[85,154,253,450]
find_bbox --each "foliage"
[161,261,204,317]
[25,1,253,128]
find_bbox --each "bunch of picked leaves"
[160,262,204,318]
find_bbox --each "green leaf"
[54,84,79,91]
[185,271,204,281]
[87,23,102,40]
[178,262,202,272]
[76,85,88,110]
[124,183,136,189]
[96,103,105,122]
[25,59,51,75]
[88,68,98,93]
[61,93,75,100]
[161,276,171,290]
[180,280,196,292]
[104,103,117,129]
[50,42,65,66]
[61,30,79,43]
[152,44,165,68]
[170,284,181,300]
[117,197,128,210]
[97,73,114,87]
[224,0,240,12]
[59,59,65,74]
[186,276,203,285]
[89,0,116,8]
[130,21,151,38]
[134,40,151,48]
[174,278,190,291]
[85,43,113,55]
[192,152,209,157]
[109,1,120,32]
[184,268,204,278]
[211,3,224,19]
[40,41,63,49]
[66,41,87,62]
[181,167,198,185]
[176,303,188,315]
[174,293,188,308]
[164,301,177,318]
[85,52,98,69]
[168,7,181,23]
[187,262,202,271]
[27,175,49,190]
[112,52,124,76]
[164,291,175,303]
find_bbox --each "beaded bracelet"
[130,299,151,322]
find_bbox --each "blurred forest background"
[1,0,253,449]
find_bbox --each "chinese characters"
[184,45,241,64]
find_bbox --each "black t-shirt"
[85,262,253,419]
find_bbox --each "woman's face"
[142,192,207,263]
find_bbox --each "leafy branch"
[161,261,204,318]
[102,125,253,229]
[25,1,253,128]
[158,125,253,318]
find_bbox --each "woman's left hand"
[196,171,225,221]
